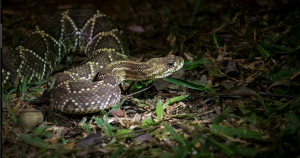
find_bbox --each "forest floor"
[2,0,300,157]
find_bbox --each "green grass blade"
[111,97,126,111]
[213,32,220,48]
[156,99,164,120]
[21,74,29,100]
[163,95,188,108]
[256,44,271,58]
[213,106,229,125]
[2,91,17,123]
[164,122,186,146]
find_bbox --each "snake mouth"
[177,58,184,70]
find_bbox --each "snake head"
[150,55,184,79]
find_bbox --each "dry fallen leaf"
[225,60,239,74]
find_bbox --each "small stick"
[157,92,297,99]
[126,85,154,97]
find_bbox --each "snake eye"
[167,61,174,67]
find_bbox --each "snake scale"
[2,9,184,114]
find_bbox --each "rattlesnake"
[2,9,184,114]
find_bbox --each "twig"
[126,85,154,97]
[157,92,297,99]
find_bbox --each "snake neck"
[94,61,155,83]
[94,55,184,84]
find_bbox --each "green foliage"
[207,137,234,156]
[211,125,263,141]
[213,106,229,125]
[183,58,204,70]
[255,44,271,59]
[163,95,188,107]
[164,123,186,146]
[213,32,220,48]
[156,99,164,120]
[12,25,20,47]
[255,93,271,115]
[21,75,29,100]
[33,126,52,138]
[2,91,17,123]
[18,134,48,149]
[93,116,116,137]
[79,117,92,134]
[111,98,126,111]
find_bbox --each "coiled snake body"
[2,9,184,114]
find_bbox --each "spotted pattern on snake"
[2,9,184,114]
